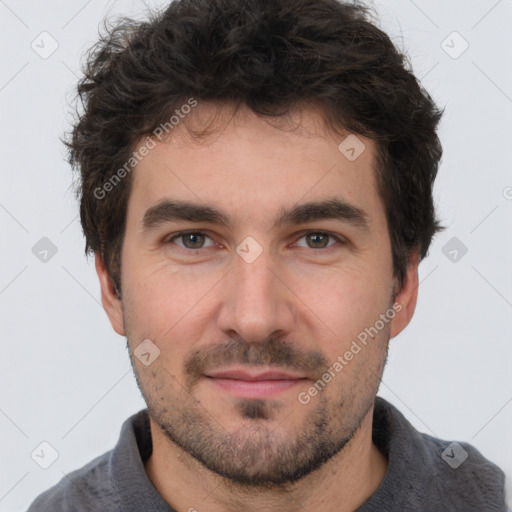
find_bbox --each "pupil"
[184,233,204,248]
[181,234,328,249]
[308,233,327,248]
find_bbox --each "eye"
[294,231,344,250]
[166,231,215,250]
[164,230,345,252]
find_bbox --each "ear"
[95,253,126,336]
[389,250,420,339]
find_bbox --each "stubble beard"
[127,341,388,489]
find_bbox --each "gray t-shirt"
[26,397,507,511]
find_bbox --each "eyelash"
[164,230,346,252]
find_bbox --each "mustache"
[183,337,329,388]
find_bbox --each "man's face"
[103,103,413,487]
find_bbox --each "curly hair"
[65,0,445,297]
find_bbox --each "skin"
[96,102,420,512]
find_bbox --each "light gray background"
[0,0,511,510]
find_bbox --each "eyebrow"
[142,198,370,233]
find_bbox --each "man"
[27,0,507,510]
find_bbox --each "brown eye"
[181,233,206,249]
[295,232,341,250]
[306,233,330,248]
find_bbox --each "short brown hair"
[65,0,445,296]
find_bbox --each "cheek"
[298,266,392,352]
[123,254,204,319]
[122,267,217,358]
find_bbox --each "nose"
[216,246,296,344]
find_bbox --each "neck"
[144,405,387,512]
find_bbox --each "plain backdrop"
[0,0,511,510]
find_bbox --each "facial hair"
[126,328,390,489]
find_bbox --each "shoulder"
[371,397,508,511]
[418,431,507,509]
[26,409,149,512]
[26,449,120,512]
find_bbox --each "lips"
[203,367,308,399]
[204,369,305,381]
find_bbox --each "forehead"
[127,101,385,231]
